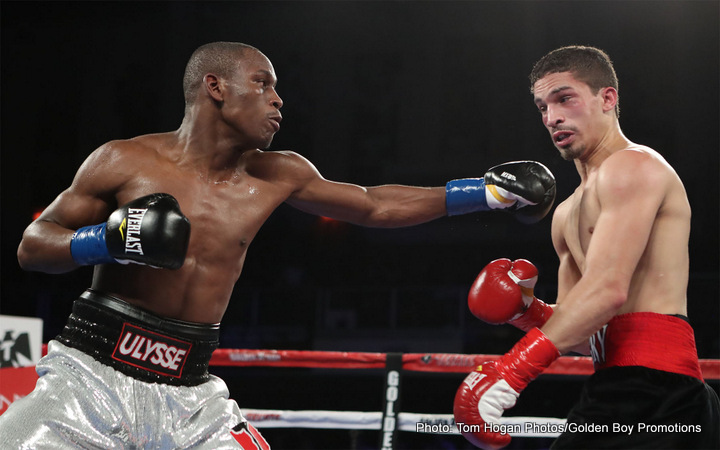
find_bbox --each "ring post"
[379,353,403,450]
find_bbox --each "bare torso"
[90,133,302,323]
[19,128,446,324]
[17,46,449,325]
[553,144,691,316]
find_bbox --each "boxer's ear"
[600,86,618,115]
[203,74,224,102]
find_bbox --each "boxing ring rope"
[33,345,718,445]
[207,348,720,440]
[239,409,568,437]
[209,348,719,378]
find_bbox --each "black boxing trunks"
[552,312,720,449]
[56,288,219,386]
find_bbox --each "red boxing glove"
[468,258,553,331]
[453,328,560,449]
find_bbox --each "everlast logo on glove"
[112,323,192,378]
[120,208,149,255]
[89,193,190,269]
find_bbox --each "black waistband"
[670,313,689,323]
[56,289,220,386]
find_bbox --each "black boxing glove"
[446,161,556,224]
[71,193,191,269]
[485,161,556,224]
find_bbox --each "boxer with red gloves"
[455,258,558,449]
[454,328,559,449]
[454,46,720,450]
[467,258,554,331]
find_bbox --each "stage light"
[32,208,45,221]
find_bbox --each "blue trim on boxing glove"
[445,178,489,216]
[70,223,116,265]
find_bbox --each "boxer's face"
[533,71,610,161]
[222,51,283,149]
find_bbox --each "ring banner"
[380,353,403,450]
[0,315,43,415]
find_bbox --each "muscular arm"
[541,151,668,353]
[282,152,447,227]
[17,143,127,273]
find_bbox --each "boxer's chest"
[564,183,600,271]
[118,167,290,256]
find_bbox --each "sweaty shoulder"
[244,150,322,188]
[74,133,176,196]
[91,133,172,167]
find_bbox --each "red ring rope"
[207,348,720,379]
[39,345,719,379]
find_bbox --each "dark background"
[1,2,718,449]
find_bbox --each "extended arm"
[283,152,556,227]
[289,178,447,228]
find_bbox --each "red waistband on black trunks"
[56,289,220,386]
[590,312,703,380]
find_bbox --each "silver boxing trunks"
[0,289,270,449]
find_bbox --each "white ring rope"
[209,348,718,439]
[243,409,566,438]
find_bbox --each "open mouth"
[553,131,573,144]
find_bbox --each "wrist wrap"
[445,178,489,216]
[496,327,560,392]
[509,299,554,332]
[70,223,115,265]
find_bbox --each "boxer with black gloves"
[446,161,556,224]
[71,193,190,269]
[3,42,556,449]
